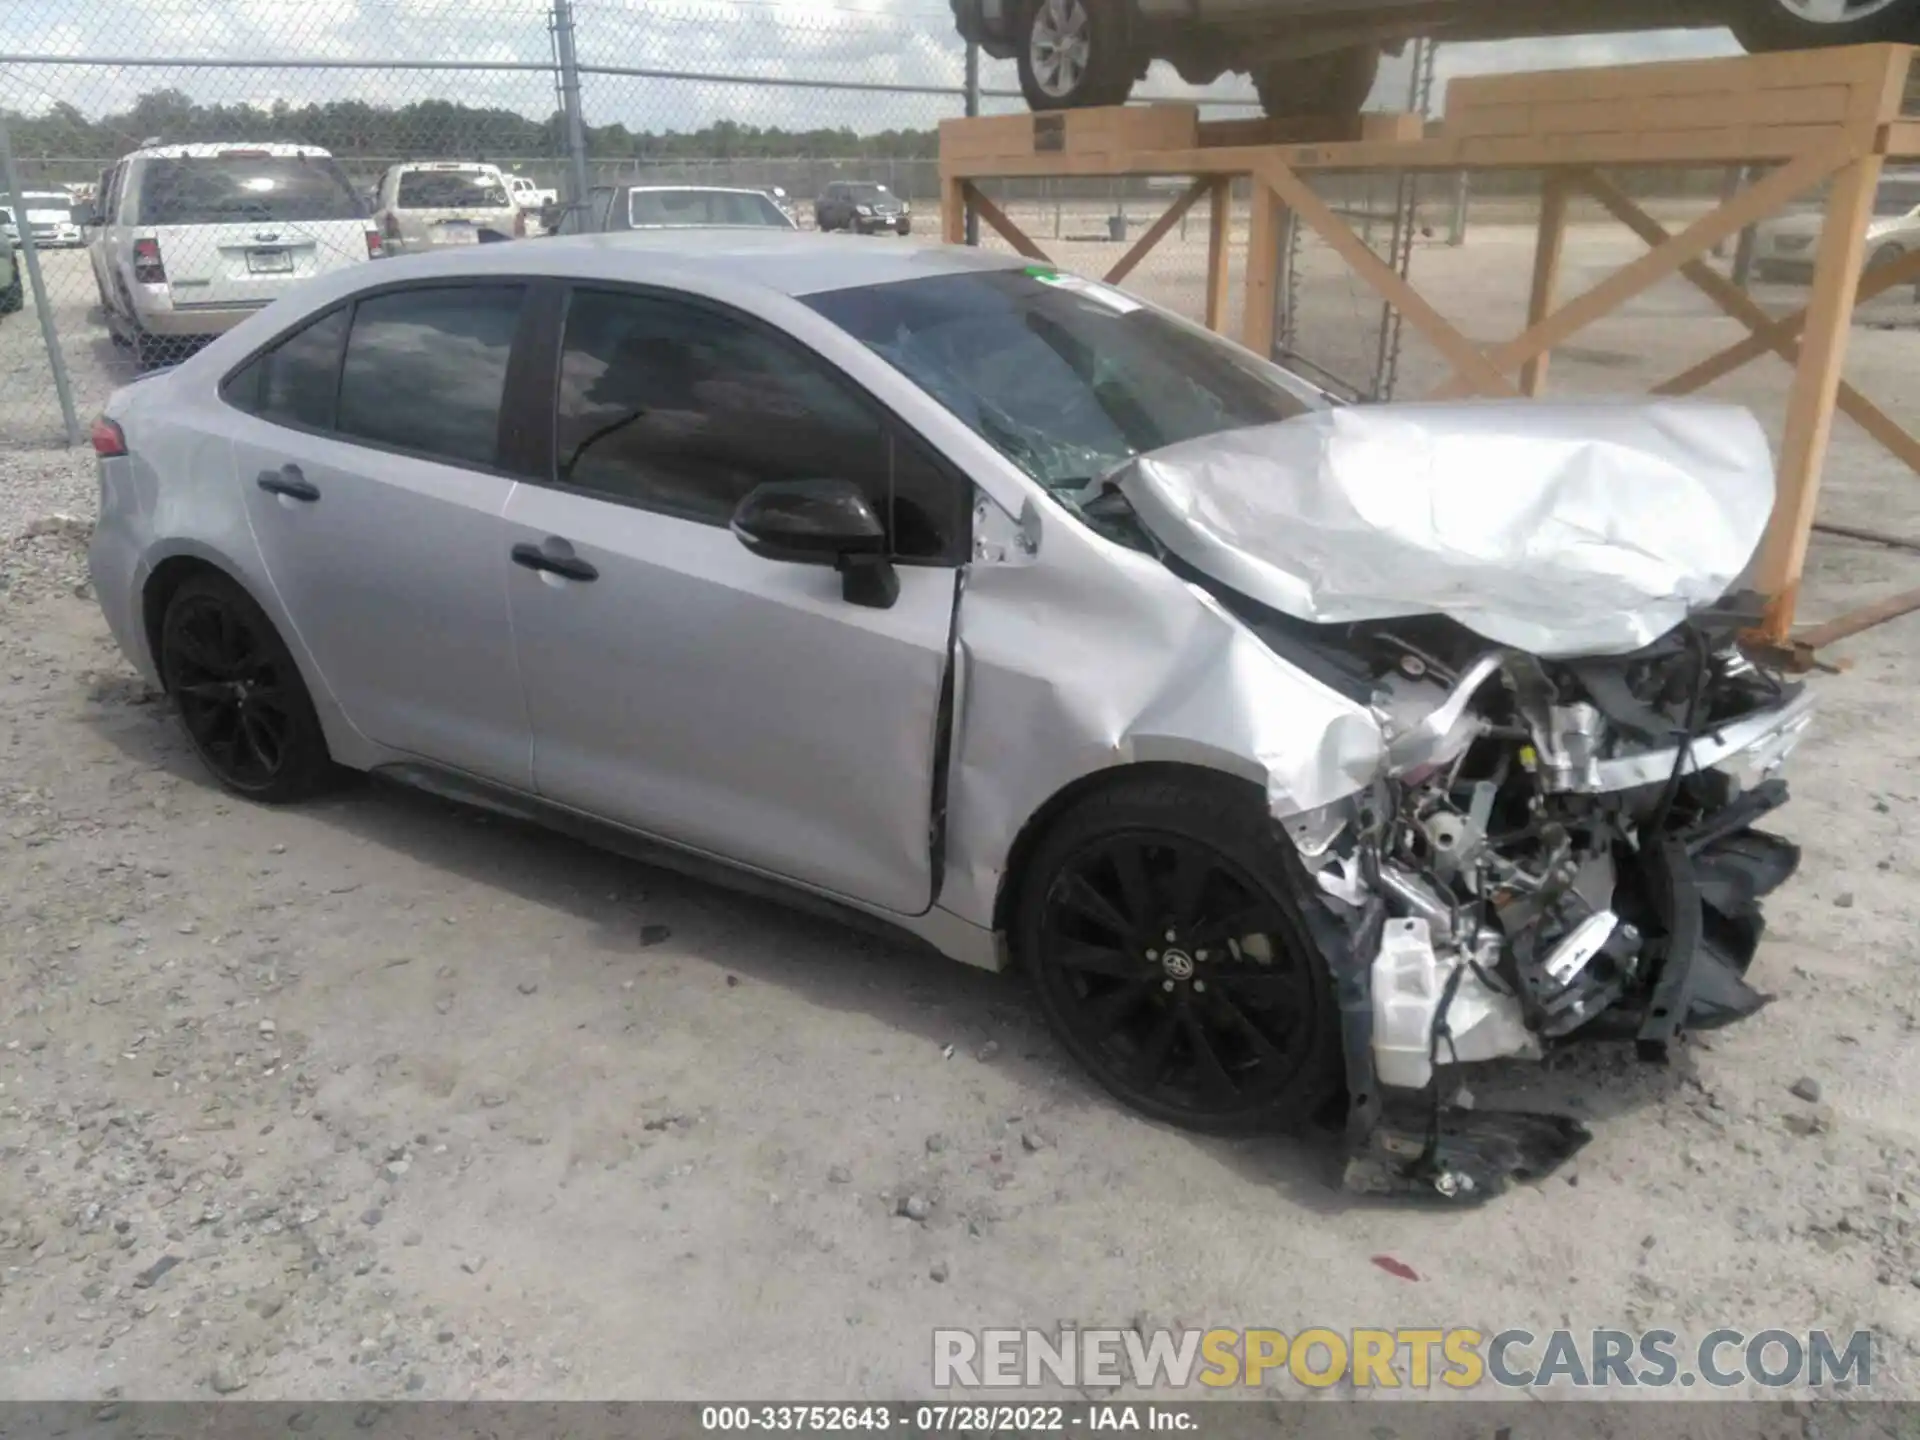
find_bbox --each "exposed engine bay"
[1229,582,1813,1202]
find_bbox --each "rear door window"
[222,306,351,430]
[335,284,526,468]
[136,153,366,225]
[396,171,511,209]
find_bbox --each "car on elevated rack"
[548,183,798,235]
[87,141,382,371]
[955,0,1920,118]
[87,231,1814,1201]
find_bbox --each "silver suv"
[953,0,1920,117]
[88,142,380,371]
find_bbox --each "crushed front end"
[1263,593,1813,1202]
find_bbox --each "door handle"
[511,541,598,583]
[256,465,319,502]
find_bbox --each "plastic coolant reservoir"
[1370,917,1536,1091]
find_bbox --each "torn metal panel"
[936,492,1385,934]
[1115,398,1775,657]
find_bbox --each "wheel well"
[142,555,232,669]
[991,760,1264,937]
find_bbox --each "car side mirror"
[731,478,898,609]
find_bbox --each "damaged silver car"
[87,233,1812,1200]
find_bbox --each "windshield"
[846,183,890,201]
[628,188,790,228]
[804,267,1324,490]
[397,170,510,209]
[23,197,73,223]
[137,154,365,225]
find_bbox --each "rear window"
[1874,182,1920,217]
[396,171,511,209]
[136,154,365,226]
[627,189,789,228]
[24,197,73,223]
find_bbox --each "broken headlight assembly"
[1279,594,1809,1203]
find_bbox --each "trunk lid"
[151,220,369,307]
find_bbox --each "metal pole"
[963,41,981,246]
[551,0,592,220]
[1447,170,1469,246]
[0,114,80,446]
[1731,165,1760,289]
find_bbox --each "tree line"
[1,89,940,164]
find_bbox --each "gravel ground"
[2,224,1919,1409]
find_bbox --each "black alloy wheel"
[158,573,336,802]
[1018,776,1340,1133]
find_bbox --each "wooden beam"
[941,174,966,245]
[1793,582,1920,651]
[1575,169,1920,476]
[1250,155,1519,396]
[1243,172,1282,356]
[1428,139,1856,398]
[963,183,1054,263]
[1519,172,1568,395]
[1205,177,1233,335]
[1653,245,1920,395]
[1104,178,1210,285]
[1754,151,1884,640]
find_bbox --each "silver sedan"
[89,231,1812,1199]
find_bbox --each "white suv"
[88,141,381,370]
[372,162,524,253]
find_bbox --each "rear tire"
[1731,0,1920,49]
[1253,45,1380,120]
[1012,771,1343,1135]
[1868,241,1904,275]
[1017,0,1135,111]
[158,572,339,804]
[0,272,21,315]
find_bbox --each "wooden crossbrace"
[1103,178,1211,285]
[1427,138,1859,398]
[962,183,1053,263]
[1574,168,1920,477]
[1248,155,1519,396]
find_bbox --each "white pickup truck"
[504,175,557,233]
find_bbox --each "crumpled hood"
[1113,397,1776,658]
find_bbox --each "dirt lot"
[2,216,1920,1407]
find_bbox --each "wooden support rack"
[938,43,1920,663]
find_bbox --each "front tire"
[1868,241,1904,275]
[1253,45,1380,120]
[1732,0,1920,49]
[158,572,338,803]
[1013,772,1342,1134]
[1018,0,1135,111]
[0,272,20,315]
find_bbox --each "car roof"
[623,185,775,197]
[393,161,504,173]
[335,229,1025,298]
[125,141,335,161]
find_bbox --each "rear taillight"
[132,237,165,284]
[365,227,385,259]
[91,416,127,458]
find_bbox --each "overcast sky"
[2,0,1744,135]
